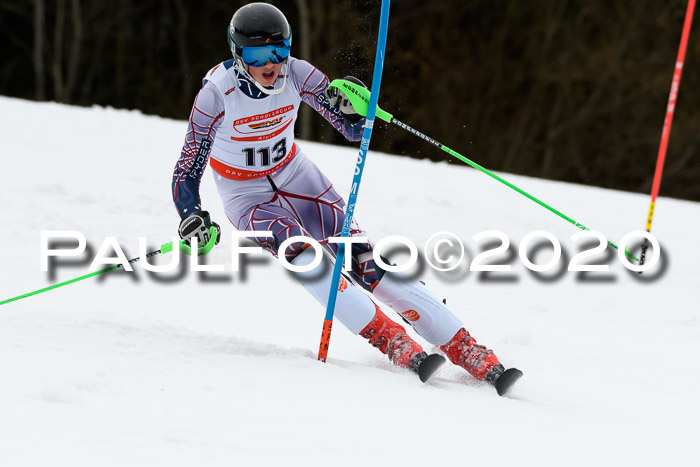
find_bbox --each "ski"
[416,353,446,383]
[494,368,523,396]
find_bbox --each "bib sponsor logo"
[233,105,294,127]
[231,105,295,141]
[249,117,283,130]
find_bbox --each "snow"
[0,96,698,466]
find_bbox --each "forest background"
[2,0,698,201]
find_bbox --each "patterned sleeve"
[172,82,225,219]
[289,58,365,142]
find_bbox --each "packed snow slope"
[1,96,698,466]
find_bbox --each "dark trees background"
[2,0,699,200]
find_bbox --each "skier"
[172,2,521,394]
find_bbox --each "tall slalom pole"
[640,0,696,267]
[317,0,391,362]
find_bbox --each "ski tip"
[418,353,446,383]
[495,368,523,396]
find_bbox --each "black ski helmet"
[228,3,292,61]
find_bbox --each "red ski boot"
[441,328,523,395]
[360,306,445,381]
[440,328,502,381]
[360,306,424,368]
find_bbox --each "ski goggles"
[240,40,291,66]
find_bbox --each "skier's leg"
[266,152,383,290]
[291,246,425,370]
[219,188,425,367]
[265,153,502,380]
[214,154,432,372]
[372,272,503,382]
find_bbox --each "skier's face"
[248,61,283,87]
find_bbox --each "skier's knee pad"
[372,272,463,346]
[290,247,375,334]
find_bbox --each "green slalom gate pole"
[328,79,638,261]
[0,227,219,307]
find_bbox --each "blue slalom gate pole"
[318,0,391,362]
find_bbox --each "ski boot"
[361,306,445,383]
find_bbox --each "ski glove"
[326,75,367,123]
[178,210,221,247]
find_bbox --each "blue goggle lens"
[241,40,291,66]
